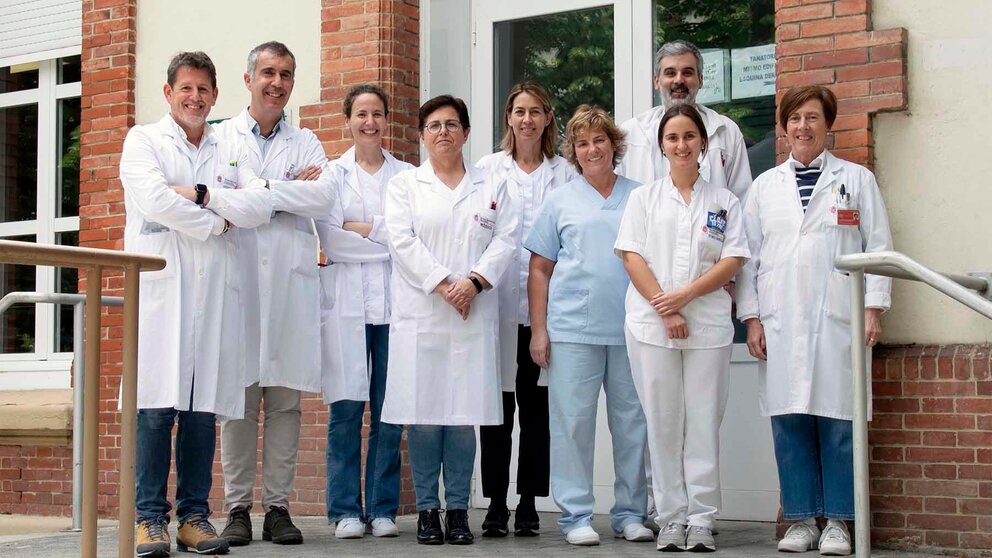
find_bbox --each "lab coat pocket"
[472,208,496,244]
[291,228,319,278]
[548,288,589,331]
[132,230,178,281]
[214,161,240,190]
[825,271,852,324]
[318,264,338,312]
[756,271,778,323]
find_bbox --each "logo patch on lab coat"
[476,207,496,231]
[703,209,727,242]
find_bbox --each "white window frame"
[0,55,81,389]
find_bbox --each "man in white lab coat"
[214,41,335,547]
[121,51,275,558]
[617,39,752,201]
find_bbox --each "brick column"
[775,0,908,167]
[78,0,136,518]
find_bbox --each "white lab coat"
[380,162,520,425]
[214,110,336,393]
[617,103,752,201]
[120,114,273,419]
[314,146,414,404]
[474,151,576,392]
[736,151,893,420]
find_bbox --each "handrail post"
[119,264,140,556]
[82,266,103,558]
[850,269,871,557]
[71,300,84,532]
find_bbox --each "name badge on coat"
[216,160,239,189]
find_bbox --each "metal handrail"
[834,250,992,558]
[0,240,164,558]
[0,292,123,532]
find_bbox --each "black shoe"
[514,502,540,537]
[262,506,303,545]
[220,505,252,546]
[445,509,474,545]
[482,504,509,537]
[417,509,444,545]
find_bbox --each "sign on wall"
[731,44,776,100]
[697,48,729,105]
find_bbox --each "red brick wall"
[870,345,992,553]
[774,0,907,167]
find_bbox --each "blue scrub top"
[524,174,640,346]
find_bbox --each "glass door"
[470,0,641,163]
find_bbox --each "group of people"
[120,37,892,558]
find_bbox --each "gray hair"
[246,41,296,76]
[653,39,703,74]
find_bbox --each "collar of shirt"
[246,110,283,158]
[786,151,825,174]
[663,174,705,206]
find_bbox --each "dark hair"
[344,84,389,118]
[246,41,296,75]
[779,85,838,129]
[561,105,626,173]
[500,81,558,159]
[167,51,217,89]
[657,103,709,157]
[418,95,470,131]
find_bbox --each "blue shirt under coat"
[524,174,640,346]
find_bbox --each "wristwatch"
[194,183,208,206]
[469,276,484,293]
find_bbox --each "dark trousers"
[479,325,550,499]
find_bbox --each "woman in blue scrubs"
[525,105,653,547]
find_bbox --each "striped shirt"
[789,155,824,212]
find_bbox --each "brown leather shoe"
[136,518,170,557]
[176,514,229,555]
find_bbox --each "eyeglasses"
[424,120,463,134]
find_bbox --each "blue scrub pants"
[548,341,648,535]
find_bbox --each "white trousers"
[625,329,731,529]
[220,383,302,511]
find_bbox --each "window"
[0,55,81,388]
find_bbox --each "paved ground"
[0,513,944,557]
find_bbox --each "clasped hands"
[434,277,480,320]
[650,287,694,340]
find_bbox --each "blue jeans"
[136,408,216,523]
[326,324,402,522]
[548,342,648,534]
[771,414,854,520]
[407,425,476,511]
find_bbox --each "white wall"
[873,0,992,344]
[135,0,321,126]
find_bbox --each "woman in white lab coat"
[315,84,413,539]
[381,95,519,546]
[736,86,893,556]
[475,81,575,538]
[615,104,749,553]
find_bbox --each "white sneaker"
[616,522,654,542]
[565,525,600,546]
[819,520,851,556]
[656,522,687,552]
[335,517,365,539]
[778,521,821,552]
[686,526,716,552]
[370,517,399,537]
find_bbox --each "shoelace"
[784,523,815,540]
[662,522,684,535]
[688,526,710,536]
[143,520,166,539]
[821,525,847,542]
[185,515,218,536]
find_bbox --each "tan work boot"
[136,518,171,557]
[176,514,229,555]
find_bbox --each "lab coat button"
[261,257,269,265]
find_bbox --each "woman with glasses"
[475,81,575,538]
[381,95,519,546]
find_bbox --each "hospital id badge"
[704,208,727,242]
[216,160,239,189]
[836,208,860,226]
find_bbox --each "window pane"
[0,235,37,354]
[492,6,615,151]
[0,103,39,222]
[0,64,39,94]
[57,98,81,218]
[653,0,774,343]
[54,231,79,353]
[57,56,81,84]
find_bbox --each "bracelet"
[469,276,483,293]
